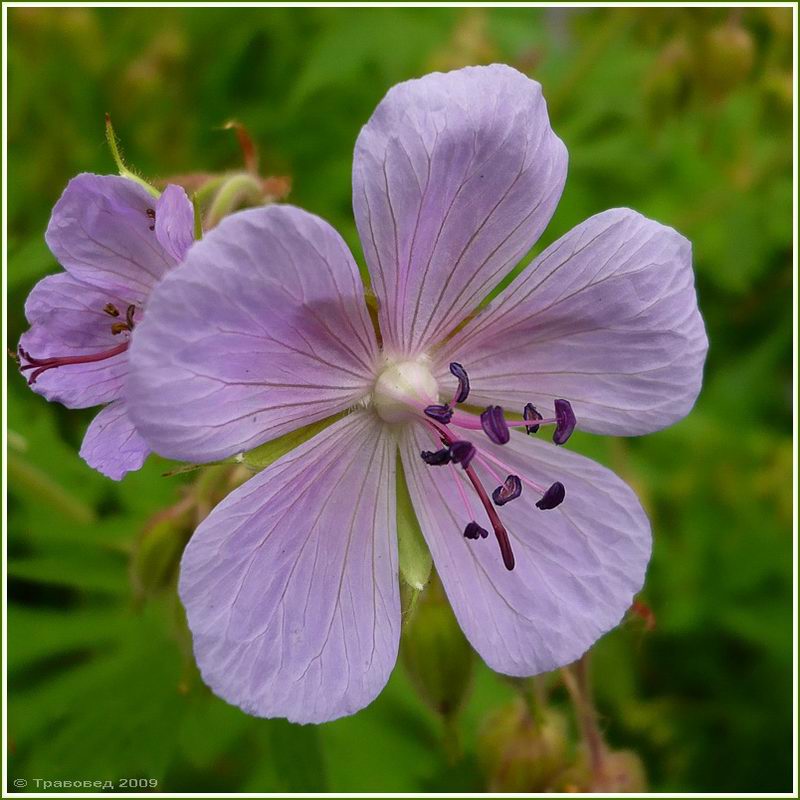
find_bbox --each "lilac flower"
[127,65,707,723]
[17,174,194,479]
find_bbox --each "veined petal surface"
[437,209,708,436]
[353,64,567,358]
[79,400,150,480]
[128,204,380,462]
[19,272,131,408]
[154,183,195,264]
[45,173,176,298]
[400,424,650,676]
[179,412,399,723]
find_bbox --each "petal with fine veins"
[353,64,567,358]
[19,272,130,408]
[128,204,380,463]
[154,183,195,264]
[45,173,175,298]
[179,412,399,723]
[79,400,150,481]
[400,424,650,676]
[438,209,708,436]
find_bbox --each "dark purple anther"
[480,405,510,445]
[523,403,543,435]
[424,403,453,424]
[553,399,576,445]
[492,474,522,506]
[464,521,489,540]
[421,447,452,466]
[449,440,476,469]
[535,481,566,510]
[449,362,470,404]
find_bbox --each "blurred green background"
[6,6,794,793]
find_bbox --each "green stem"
[104,114,160,198]
[562,653,608,784]
[9,455,96,525]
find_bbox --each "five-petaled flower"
[17,174,194,479]
[127,64,707,723]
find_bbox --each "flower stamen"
[492,474,522,507]
[449,361,470,404]
[480,405,510,445]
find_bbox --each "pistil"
[432,420,515,570]
[19,342,129,385]
[18,302,137,385]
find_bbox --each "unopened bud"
[593,750,648,792]
[702,23,755,95]
[477,699,570,791]
[130,503,193,602]
[644,37,692,120]
[401,579,473,718]
[553,747,647,793]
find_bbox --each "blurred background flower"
[6,5,793,792]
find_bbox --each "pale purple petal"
[128,204,379,463]
[400,424,651,676]
[179,412,399,723]
[155,184,194,264]
[353,64,567,358]
[45,173,175,298]
[79,400,150,480]
[18,272,131,408]
[437,209,708,436]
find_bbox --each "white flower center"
[372,359,438,423]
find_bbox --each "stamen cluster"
[418,362,575,571]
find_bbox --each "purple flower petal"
[79,400,150,480]
[128,204,379,463]
[154,184,195,264]
[18,273,131,408]
[400,424,650,676]
[353,64,567,358]
[179,412,399,723]
[45,173,178,298]
[438,209,708,436]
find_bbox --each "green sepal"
[396,456,432,593]
[239,415,342,471]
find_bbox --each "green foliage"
[6,6,792,792]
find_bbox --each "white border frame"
[2,2,797,798]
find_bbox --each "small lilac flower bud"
[552,399,576,445]
[481,405,510,445]
[464,521,489,540]
[523,403,542,435]
[449,440,476,469]
[424,403,453,424]
[492,475,522,506]
[421,447,452,466]
[449,361,470,403]
[536,481,565,510]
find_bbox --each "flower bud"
[702,22,755,96]
[644,37,692,121]
[477,699,571,791]
[401,579,473,718]
[553,747,648,792]
[593,749,648,792]
[130,503,193,603]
